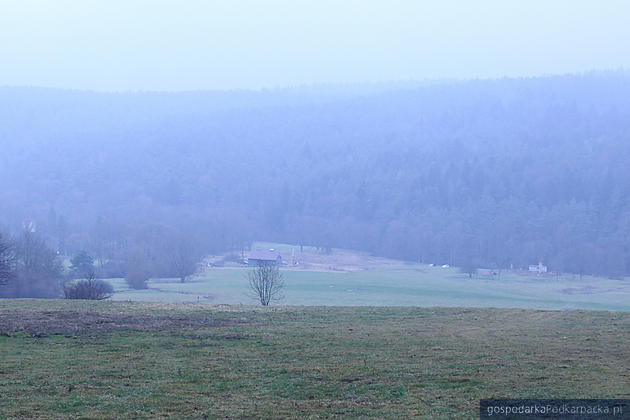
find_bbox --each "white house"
[528,262,548,273]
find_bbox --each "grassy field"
[103,242,630,311]
[0,300,628,419]
[107,265,630,311]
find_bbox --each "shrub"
[64,275,113,300]
[125,271,149,289]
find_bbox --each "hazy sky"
[1,0,629,91]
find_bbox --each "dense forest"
[1,72,630,293]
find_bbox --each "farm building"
[528,262,548,273]
[248,249,282,266]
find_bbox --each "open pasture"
[0,301,628,419]
[109,264,630,311]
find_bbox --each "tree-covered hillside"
[1,72,630,278]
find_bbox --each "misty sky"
[1,0,629,91]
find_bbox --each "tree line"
[1,72,630,281]
[0,229,199,298]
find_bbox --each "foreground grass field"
[0,301,628,419]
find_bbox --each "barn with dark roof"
[247,249,282,266]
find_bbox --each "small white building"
[528,262,548,273]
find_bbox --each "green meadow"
[1,301,628,419]
[108,264,630,311]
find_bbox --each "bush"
[125,271,148,289]
[64,275,113,300]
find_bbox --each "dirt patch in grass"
[0,309,247,337]
[561,286,599,294]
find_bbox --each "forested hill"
[1,72,630,278]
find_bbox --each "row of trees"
[0,229,201,299]
[1,229,282,305]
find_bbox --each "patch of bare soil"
[292,249,405,272]
[0,310,245,337]
[560,284,630,295]
[205,245,416,272]
[561,286,599,295]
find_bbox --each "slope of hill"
[1,72,630,278]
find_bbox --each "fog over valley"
[2,73,630,291]
[2,2,630,417]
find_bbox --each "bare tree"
[171,237,199,283]
[8,231,63,297]
[247,263,284,306]
[0,233,15,285]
